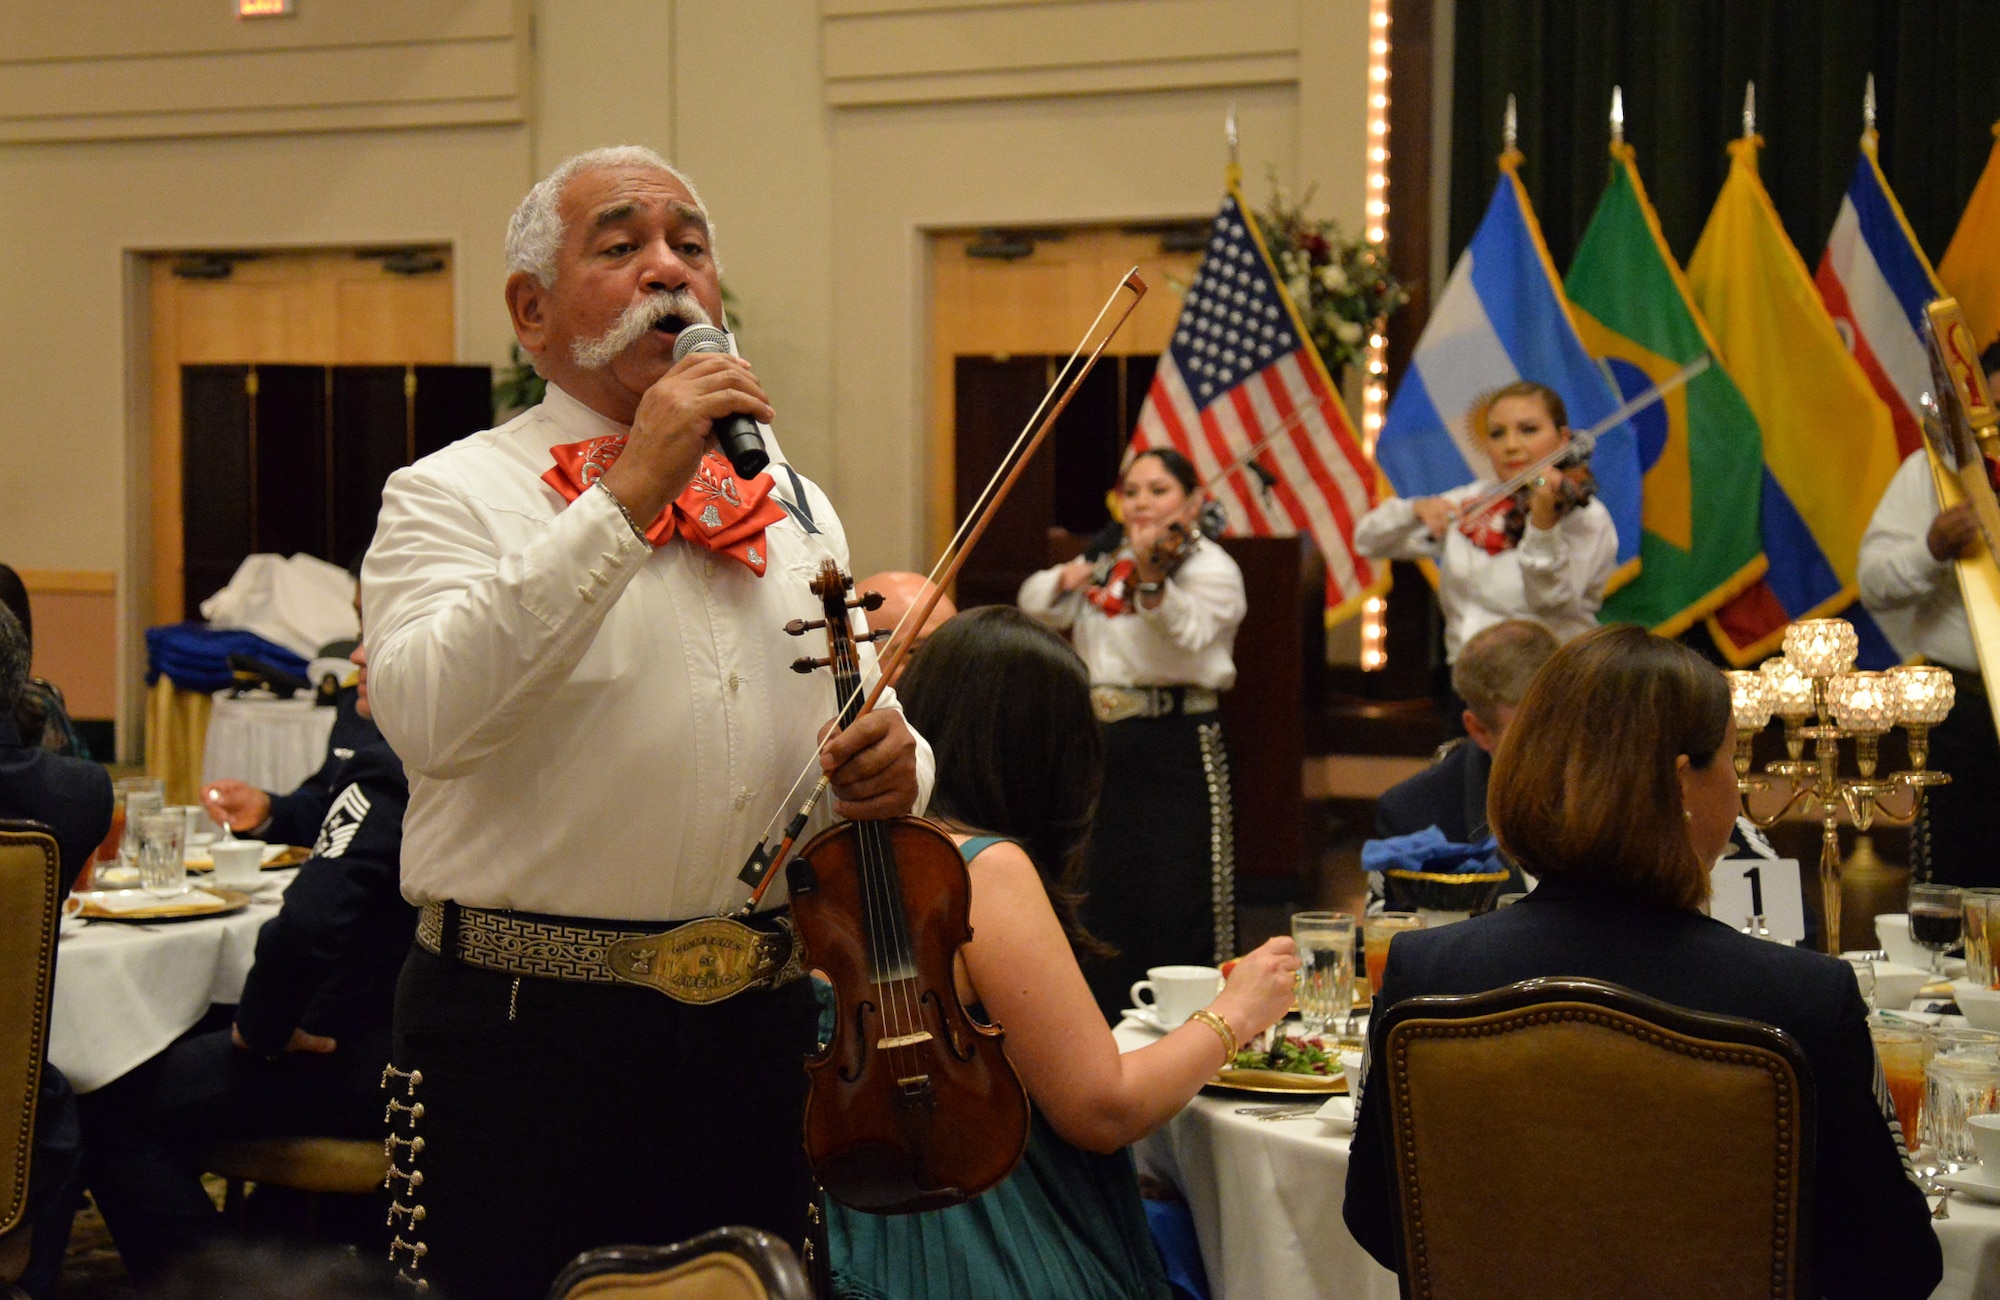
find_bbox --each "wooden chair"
[0,821,61,1289]
[547,1227,812,1300]
[1375,977,1813,1300]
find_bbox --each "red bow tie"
[542,440,785,576]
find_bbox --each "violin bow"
[1135,403,1325,549]
[1450,353,1711,532]
[735,267,1150,911]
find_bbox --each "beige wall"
[0,0,1372,756]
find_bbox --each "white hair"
[504,145,719,288]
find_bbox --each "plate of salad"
[1209,1032,1347,1094]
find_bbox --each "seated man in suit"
[1376,619,1558,844]
[76,601,415,1284]
[0,605,112,1297]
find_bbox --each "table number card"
[1708,858,1806,945]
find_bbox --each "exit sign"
[238,0,294,15]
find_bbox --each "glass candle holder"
[1830,671,1897,776]
[1726,670,1774,778]
[1782,618,1859,679]
[1893,665,1956,727]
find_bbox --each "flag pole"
[1742,81,1757,139]
[1610,85,1624,146]
[1862,72,1879,155]
[1225,102,1240,186]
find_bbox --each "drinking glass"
[1362,912,1423,995]
[1869,1024,1933,1155]
[1842,956,1876,1006]
[1923,1054,2000,1167]
[132,810,187,899]
[117,787,167,876]
[1909,882,1965,976]
[1291,911,1356,1036]
[1967,890,2000,990]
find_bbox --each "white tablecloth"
[201,693,337,793]
[49,872,294,1092]
[1115,1022,1999,1299]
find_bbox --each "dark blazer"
[234,736,414,1059]
[261,690,381,848]
[0,713,111,894]
[1343,878,1943,1300]
[1374,739,1490,843]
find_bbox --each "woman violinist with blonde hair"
[1355,380,1617,660]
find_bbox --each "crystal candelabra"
[1728,618,1954,953]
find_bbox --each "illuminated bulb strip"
[1360,0,1392,670]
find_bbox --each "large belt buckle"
[1092,685,1146,724]
[605,916,794,1004]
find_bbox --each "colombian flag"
[1567,142,1766,635]
[1690,136,1901,665]
[1940,121,2000,354]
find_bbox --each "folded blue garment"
[1361,826,1503,876]
[144,622,308,695]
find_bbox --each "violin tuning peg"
[791,656,831,674]
[861,629,892,643]
[783,618,827,637]
[853,591,885,612]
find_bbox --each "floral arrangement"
[1258,169,1408,374]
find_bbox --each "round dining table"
[50,872,295,1093]
[201,692,338,794]
[1115,1020,2000,1299]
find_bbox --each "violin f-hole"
[921,988,979,1063]
[837,998,880,1084]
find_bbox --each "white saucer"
[212,874,280,894]
[1119,1006,1183,1034]
[1936,1170,2000,1204]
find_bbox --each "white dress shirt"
[362,383,932,921]
[1859,450,1979,673]
[1353,483,1618,662]
[1016,539,1245,690]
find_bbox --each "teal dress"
[826,837,1175,1300]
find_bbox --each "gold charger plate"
[188,845,310,872]
[1206,1068,1348,1097]
[76,888,252,923]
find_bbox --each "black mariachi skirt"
[1079,710,1236,1023]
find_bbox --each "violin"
[784,560,1030,1214]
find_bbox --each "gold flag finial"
[1225,102,1240,186]
[1864,72,1877,136]
[1504,93,1518,156]
[1742,81,1756,140]
[1610,85,1625,145]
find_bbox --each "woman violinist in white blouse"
[1018,447,1246,1022]
[1355,380,1618,662]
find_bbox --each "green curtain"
[1449,0,2000,270]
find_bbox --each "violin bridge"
[877,1030,934,1051]
[897,1075,932,1092]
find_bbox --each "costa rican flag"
[1815,137,1944,460]
[1129,183,1386,623]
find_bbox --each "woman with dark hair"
[828,606,1296,1300]
[1342,625,1943,1297]
[0,563,88,757]
[1018,448,1248,1019]
[1355,381,1617,662]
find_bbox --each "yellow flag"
[1688,137,1899,664]
[1941,122,2000,353]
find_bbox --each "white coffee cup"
[1970,1113,2000,1174]
[1875,913,1927,970]
[1130,964,1224,1027]
[209,839,267,888]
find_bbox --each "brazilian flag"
[1566,144,1766,634]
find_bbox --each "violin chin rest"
[813,1141,972,1215]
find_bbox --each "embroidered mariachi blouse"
[1016,539,1245,691]
[1354,482,1618,662]
[363,383,932,922]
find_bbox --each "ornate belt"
[1090,684,1220,724]
[415,901,806,1004]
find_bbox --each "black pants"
[387,944,820,1300]
[1916,675,2000,889]
[75,1026,386,1284]
[1080,712,1234,1024]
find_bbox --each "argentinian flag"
[1377,167,1643,572]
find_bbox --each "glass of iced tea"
[1869,1024,1933,1157]
[1362,912,1423,996]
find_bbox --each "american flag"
[1130,188,1385,621]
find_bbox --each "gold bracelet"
[1187,1008,1236,1062]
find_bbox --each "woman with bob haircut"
[827,606,1296,1300]
[1342,625,1942,1297]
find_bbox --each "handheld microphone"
[671,324,770,479]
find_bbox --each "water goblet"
[1910,883,1965,977]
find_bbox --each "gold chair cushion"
[561,1253,771,1300]
[1388,1004,1804,1299]
[204,1137,390,1196]
[0,829,59,1238]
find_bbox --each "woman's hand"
[1055,556,1095,593]
[1526,473,1562,531]
[1127,520,1167,582]
[1209,936,1300,1045]
[1412,497,1457,539]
